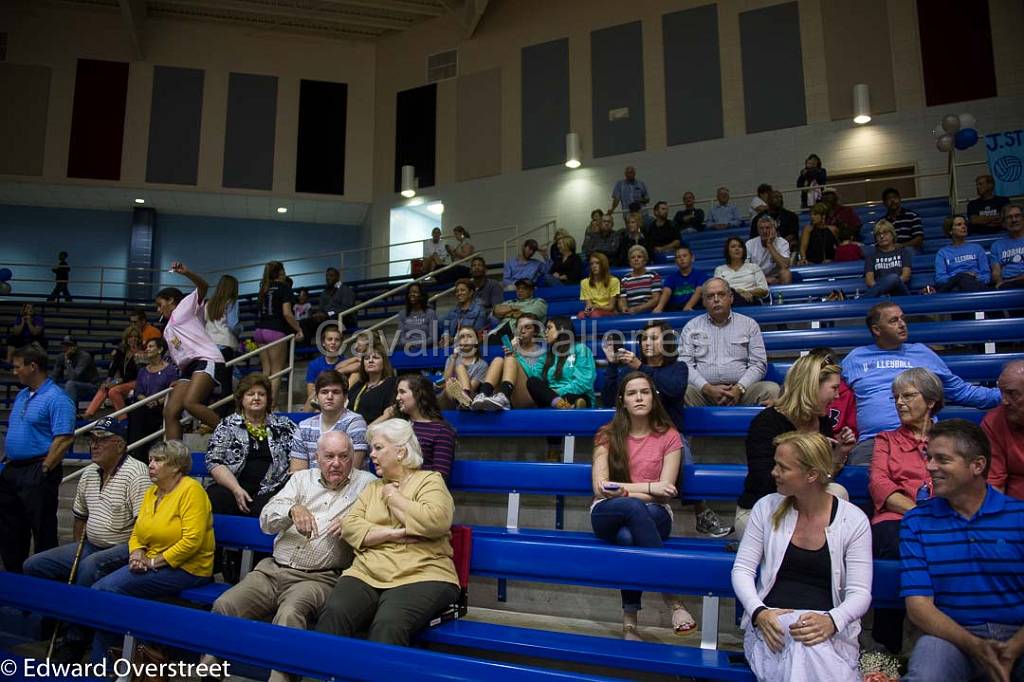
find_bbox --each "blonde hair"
[873,219,896,240]
[366,418,424,469]
[774,354,841,425]
[771,431,835,529]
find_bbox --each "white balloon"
[958,113,976,130]
[942,114,961,134]
[936,134,954,153]
[932,123,946,139]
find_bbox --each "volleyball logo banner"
[985,129,1024,197]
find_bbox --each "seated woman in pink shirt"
[156,262,226,440]
[590,371,686,639]
[867,367,943,655]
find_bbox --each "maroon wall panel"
[917,0,997,106]
[67,59,130,180]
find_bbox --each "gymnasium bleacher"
[2,184,1023,680]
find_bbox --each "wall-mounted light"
[276,207,288,214]
[401,165,417,198]
[853,83,871,125]
[565,132,581,169]
[134,198,145,204]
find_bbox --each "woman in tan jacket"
[316,418,460,645]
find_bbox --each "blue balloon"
[0,268,11,282]
[954,127,978,150]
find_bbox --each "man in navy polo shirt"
[900,419,1024,681]
[0,345,75,572]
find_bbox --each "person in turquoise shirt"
[525,317,597,408]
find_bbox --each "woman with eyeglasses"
[867,367,943,655]
[735,354,856,539]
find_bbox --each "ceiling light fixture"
[277,207,288,214]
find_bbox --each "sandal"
[664,595,697,635]
[444,378,473,408]
[623,613,641,641]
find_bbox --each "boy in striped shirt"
[900,419,1024,681]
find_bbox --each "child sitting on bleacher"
[440,326,488,409]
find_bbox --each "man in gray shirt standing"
[680,278,780,406]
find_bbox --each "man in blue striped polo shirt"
[0,345,76,572]
[900,419,1024,681]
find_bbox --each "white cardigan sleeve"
[829,505,874,632]
[731,496,770,615]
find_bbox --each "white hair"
[366,418,424,469]
[317,430,353,453]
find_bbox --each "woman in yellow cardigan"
[90,439,214,661]
[316,418,460,646]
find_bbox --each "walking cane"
[45,532,87,660]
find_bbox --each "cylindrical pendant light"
[401,165,417,197]
[853,84,871,125]
[565,132,581,169]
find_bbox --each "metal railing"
[61,332,296,484]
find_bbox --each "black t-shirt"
[54,264,70,282]
[738,408,833,510]
[258,282,295,332]
[806,226,838,263]
[348,376,398,425]
[966,195,1010,235]
[647,219,679,250]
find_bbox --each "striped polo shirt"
[619,271,662,309]
[900,485,1024,626]
[290,411,369,469]
[72,456,151,548]
[886,208,924,246]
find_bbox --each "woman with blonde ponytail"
[731,431,872,682]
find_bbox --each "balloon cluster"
[933,113,979,152]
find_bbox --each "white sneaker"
[470,393,488,411]
[477,393,510,411]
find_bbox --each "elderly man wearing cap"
[51,335,99,407]
[24,416,149,662]
[199,431,376,682]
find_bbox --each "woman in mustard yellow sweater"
[316,419,460,646]
[89,440,214,661]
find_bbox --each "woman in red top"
[590,371,685,640]
[867,367,944,654]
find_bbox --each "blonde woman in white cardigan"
[731,431,872,682]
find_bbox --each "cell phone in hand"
[602,482,621,491]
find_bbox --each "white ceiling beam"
[437,0,487,37]
[155,0,416,31]
[117,0,147,59]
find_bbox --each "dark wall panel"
[67,59,130,180]
[739,2,806,133]
[591,21,645,158]
[663,4,723,146]
[394,83,437,192]
[822,0,897,120]
[0,64,51,176]
[917,0,996,106]
[146,66,204,185]
[295,79,347,195]
[223,73,278,190]
[521,38,570,170]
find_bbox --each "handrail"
[504,219,556,266]
[348,284,458,351]
[62,332,297,483]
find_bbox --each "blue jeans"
[63,380,97,404]
[865,272,911,298]
[905,623,1024,681]
[591,497,671,612]
[24,541,129,589]
[88,564,210,662]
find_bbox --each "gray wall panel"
[663,5,723,146]
[521,38,570,170]
[0,64,51,176]
[223,73,278,190]
[739,2,806,133]
[145,66,204,185]
[591,21,646,158]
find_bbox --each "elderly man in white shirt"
[200,431,376,682]
[680,277,780,406]
[746,215,794,285]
